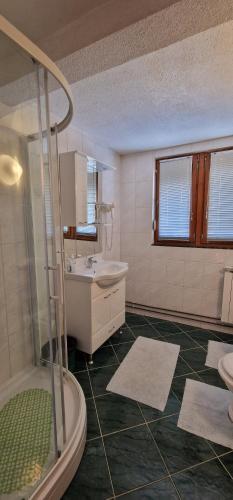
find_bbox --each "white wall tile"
[166,260,184,286]
[183,261,204,289]
[135,181,152,208]
[120,157,136,183]
[149,259,167,283]
[135,207,152,233]
[182,287,204,315]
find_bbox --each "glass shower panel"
[34,65,67,449]
[0,30,64,498]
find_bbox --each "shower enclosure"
[0,15,86,500]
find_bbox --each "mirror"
[60,151,113,257]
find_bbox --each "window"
[154,148,233,248]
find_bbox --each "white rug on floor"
[205,340,233,369]
[107,336,180,411]
[178,379,233,449]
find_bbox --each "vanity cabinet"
[65,276,126,354]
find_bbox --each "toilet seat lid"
[221,352,233,378]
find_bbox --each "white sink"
[65,257,128,287]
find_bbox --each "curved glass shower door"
[0,21,70,499]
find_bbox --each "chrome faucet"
[86,256,97,269]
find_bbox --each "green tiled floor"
[63,312,233,499]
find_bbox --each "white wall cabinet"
[60,151,87,227]
[65,277,126,355]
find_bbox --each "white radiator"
[221,268,233,324]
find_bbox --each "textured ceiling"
[2,0,233,153]
[57,0,233,84]
[0,0,180,60]
[49,20,233,153]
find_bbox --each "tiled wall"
[0,127,34,386]
[120,142,233,319]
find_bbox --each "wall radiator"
[221,268,233,324]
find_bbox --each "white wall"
[120,138,233,319]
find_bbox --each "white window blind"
[207,151,233,240]
[158,156,192,239]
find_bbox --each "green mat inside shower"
[0,388,52,495]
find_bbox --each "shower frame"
[0,14,86,500]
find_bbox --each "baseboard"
[126,301,233,334]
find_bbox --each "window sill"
[152,241,233,250]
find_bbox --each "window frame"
[64,172,98,242]
[154,147,233,249]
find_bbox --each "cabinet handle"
[104,293,111,299]
[112,289,119,294]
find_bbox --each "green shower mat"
[0,388,52,494]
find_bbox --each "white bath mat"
[107,336,180,411]
[205,340,233,369]
[178,379,233,449]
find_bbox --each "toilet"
[218,352,233,422]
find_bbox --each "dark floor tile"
[220,452,233,477]
[208,441,232,456]
[110,326,135,345]
[173,458,233,499]
[186,329,219,350]
[160,332,198,351]
[139,392,181,422]
[130,324,161,339]
[86,398,100,440]
[152,322,183,335]
[121,478,179,499]
[69,350,87,373]
[150,414,214,474]
[180,347,207,372]
[126,312,148,326]
[198,368,226,389]
[90,345,118,368]
[104,424,166,495]
[63,439,113,500]
[74,371,92,399]
[89,364,118,397]
[171,373,201,401]
[113,341,134,362]
[95,393,144,435]
[174,356,194,377]
[177,323,204,333]
[102,338,111,347]
[211,331,233,344]
[146,316,169,324]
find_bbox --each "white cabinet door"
[92,291,111,333]
[110,280,125,319]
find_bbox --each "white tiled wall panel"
[120,145,233,319]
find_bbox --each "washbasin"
[65,257,128,287]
